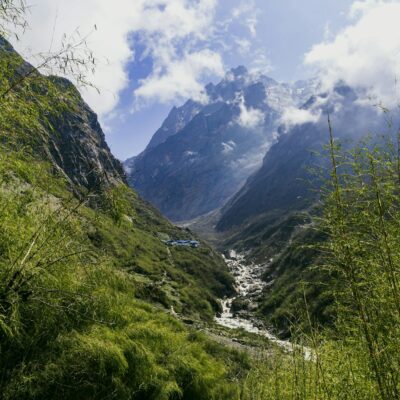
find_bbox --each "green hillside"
[1,13,400,399]
[0,36,248,399]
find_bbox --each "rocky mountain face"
[0,36,125,193]
[215,85,390,337]
[124,66,315,222]
[217,85,386,231]
[46,77,126,191]
[0,35,233,318]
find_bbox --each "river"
[215,250,300,354]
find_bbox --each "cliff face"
[46,77,126,191]
[124,66,315,222]
[0,35,234,315]
[0,36,125,192]
[217,86,384,231]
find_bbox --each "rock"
[0,38,126,194]
[47,77,125,191]
[124,68,301,222]
[248,303,258,312]
[229,250,238,260]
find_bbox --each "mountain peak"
[230,65,248,77]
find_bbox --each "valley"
[215,251,295,355]
[125,70,390,340]
[1,0,400,395]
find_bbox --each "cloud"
[349,0,386,16]
[134,49,224,105]
[235,38,252,55]
[10,0,222,116]
[12,0,144,116]
[231,0,260,37]
[131,0,224,106]
[11,0,272,123]
[250,49,273,75]
[280,107,321,128]
[237,96,265,128]
[305,0,400,106]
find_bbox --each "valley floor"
[214,251,307,357]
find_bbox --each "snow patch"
[221,141,236,154]
[184,150,198,157]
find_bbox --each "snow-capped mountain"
[124,66,316,222]
[217,84,389,231]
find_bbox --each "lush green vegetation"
[0,170,247,399]
[1,3,400,398]
[222,208,334,338]
[0,32,247,398]
[258,225,333,338]
[239,125,400,399]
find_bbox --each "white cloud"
[349,0,386,16]
[134,49,224,105]
[12,0,143,116]
[10,0,222,116]
[305,0,400,106]
[235,38,252,55]
[250,50,273,75]
[131,0,226,108]
[323,22,333,40]
[280,107,321,128]
[231,0,260,37]
[237,96,265,128]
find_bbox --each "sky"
[11,0,400,160]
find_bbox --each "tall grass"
[239,120,400,399]
[0,150,251,399]
[0,31,247,398]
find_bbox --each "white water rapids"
[215,250,303,355]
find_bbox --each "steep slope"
[217,86,383,230]
[125,67,314,221]
[46,76,126,190]
[0,36,124,191]
[0,37,247,399]
[216,86,389,336]
[1,35,235,319]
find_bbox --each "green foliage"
[0,33,242,398]
[239,130,400,399]
[0,1,27,39]
[316,127,400,398]
[224,211,312,262]
[240,340,380,400]
[259,226,334,338]
[223,208,334,338]
[0,149,246,399]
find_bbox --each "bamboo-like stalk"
[327,116,388,399]
[368,154,400,316]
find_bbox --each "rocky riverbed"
[215,250,297,354]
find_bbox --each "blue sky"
[105,0,355,160]
[18,1,400,160]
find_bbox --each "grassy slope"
[0,39,248,399]
[0,38,234,321]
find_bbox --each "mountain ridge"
[124,66,316,222]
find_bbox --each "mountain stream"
[215,250,302,355]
